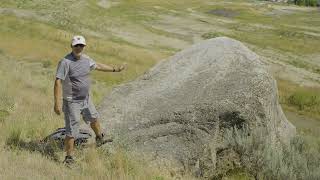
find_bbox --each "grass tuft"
[201,32,226,39]
[6,127,22,148]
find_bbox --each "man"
[54,35,126,165]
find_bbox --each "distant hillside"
[0,0,320,179]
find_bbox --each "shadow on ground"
[5,127,92,162]
[6,139,61,161]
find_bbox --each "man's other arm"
[54,78,62,115]
[95,63,127,72]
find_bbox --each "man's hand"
[54,102,62,115]
[117,63,127,72]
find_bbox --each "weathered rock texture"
[99,37,295,178]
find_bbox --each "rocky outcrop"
[99,37,296,178]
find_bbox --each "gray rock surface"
[98,37,296,177]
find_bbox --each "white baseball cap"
[71,35,86,46]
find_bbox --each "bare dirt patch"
[97,0,120,9]
[0,8,50,22]
[207,9,239,18]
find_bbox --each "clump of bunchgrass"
[6,126,22,148]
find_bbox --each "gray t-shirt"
[56,53,96,101]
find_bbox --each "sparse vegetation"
[224,126,320,179]
[201,32,226,39]
[0,0,319,179]
[278,79,320,118]
[288,89,320,110]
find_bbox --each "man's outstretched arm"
[54,78,62,115]
[95,63,127,72]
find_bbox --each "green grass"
[201,32,226,39]
[200,2,320,55]
[202,25,320,55]
[277,79,320,119]
[288,59,320,74]
[291,0,319,6]
[0,13,167,86]
[288,89,320,110]
[288,59,309,69]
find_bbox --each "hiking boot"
[63,155,75,166]
[96,133,113,147]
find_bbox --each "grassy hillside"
[0,0,320,179]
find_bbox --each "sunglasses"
[74,44,85,48]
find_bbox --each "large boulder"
[99,37,295,177]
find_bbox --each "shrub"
[223,126,320,179]
[289,0,319,6]
[201,32,225,39]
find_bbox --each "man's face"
[71,44,85,56]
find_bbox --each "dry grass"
[0,53,177,180]
[0,20,171,178]
[0,5,172,178]
[1,0,320,179]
